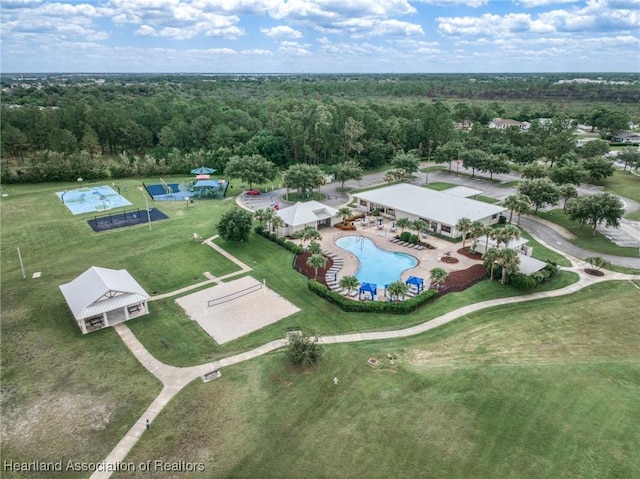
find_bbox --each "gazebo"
[406,276,424,292]
[359,282,377,300]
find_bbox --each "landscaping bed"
[458,247,483,260]
[440,264,487,293]
[294,252,334,285]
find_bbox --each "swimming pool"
[336,236,417,288]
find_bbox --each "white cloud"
[516,0,577,7]
[261,25,303,38]
[136,24,157,35]
[414,0,487,6]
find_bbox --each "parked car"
[246,190,261,196]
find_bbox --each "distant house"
[276,200,339,236]
[473,236,547,274]
[611,131,640,145]
[454,119,473,130]
[488,118,531,131]
[59,266,150,334]
[353,184,506,238]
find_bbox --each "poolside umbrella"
[190,166,216,175]
[406,276,424,292]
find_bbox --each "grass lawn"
[535,209,639,257]
[424,181,456,191]
[282,191,326,202]
[518,229,572,266]
[113,281,640,479]
[600,169,640,204]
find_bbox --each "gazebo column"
[124,306,130,320]
[102,312,109,327]
[80,319,87,334]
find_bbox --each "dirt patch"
[294,252,334,284]
[440,255,459,264]
[584,268,605,276]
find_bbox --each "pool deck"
[313,224,482,299]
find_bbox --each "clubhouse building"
[353,184,506,238]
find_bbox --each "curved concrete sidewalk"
[91,260,640,479]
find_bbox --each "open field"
[1,179,637,479]
[113,281,640,479]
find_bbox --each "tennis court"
[57,185,132,215]
[175,276,300,345]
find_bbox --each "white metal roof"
[445,186,483,198]
[354,184,505,226]
[59,266,150,320]
[517,255,547,275]
[276,201,338,227]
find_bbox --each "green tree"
[338,207,352,225]
[338,275,360,296]
[518,178,560,213]
[286,334,324,369]
[521,162,548,180]
[411,219,428,237]
[306,240,322,255]
[580,139,610,159]
[582,157,615,183]
[502,195,520,223]
[342,117,366,162]
[483,247,501,281]
[478,153,511,179]
[494,224,521,248]
[429,267,448,291]
[300,225,321,245]
[224,154,277,190]
[283,163,325,199]
[497,248,520,284]
[306,253,328,280]
[217,207,254,243]
[567,192,625,236]
[391,151,420,176]
[387,280,409,302]
[617,148,640,172]
[559,184,578,212]
[396,217,411,233]
[333,160,363,189]
[455,217,473,248]
[470,221,490,251]
[434,140,463,172]
[549,161,587,186]
[460,149,488,178]
[585,256,610,272]
[513,194,532,226]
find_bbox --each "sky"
[1,0,639,73]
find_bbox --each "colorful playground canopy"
[190,166,216,175]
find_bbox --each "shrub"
[308,280,437,314]
[255,228,303,254]
[286,334,324,369]
[508,261,559,289]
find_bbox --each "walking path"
[90,236,640,478]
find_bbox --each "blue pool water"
[336,236,417,288]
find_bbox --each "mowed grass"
[113,281,640,479]
[536,209,639,257]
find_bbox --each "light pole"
[143,195,152,231]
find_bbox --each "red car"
[246,190,261,196]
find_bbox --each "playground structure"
[143,178,228,201]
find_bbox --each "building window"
[441,225,451,233]
[492,214,498,219]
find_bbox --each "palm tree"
[559,184,578,212]
[483,247,501,281]
[338,275,360,296]
[307,240,322,255]
[497,248,520,284]
[300,226,321,245]
[396,217,411,234]
[484,228,498,254]
[429,267,448,291]
[306,253,328,280]
[387,280,409,302]
[455,217,473,248]
[502,195,520,223]
[411,219,428,238]
[513,194,532,227]
[494,224,521,248]
[470,221,489,252]
[585,256,610,272]
[272,215,285,236]
[338,206,352,225]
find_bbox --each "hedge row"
[308,280,438,314]
[255,226,304,254]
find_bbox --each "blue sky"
[2,0,639,73]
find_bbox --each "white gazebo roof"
[517,255,547,275]
[276,201,338,227]
[445,186,483,198]
[354,184,505,226]
[59,266,150,320]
